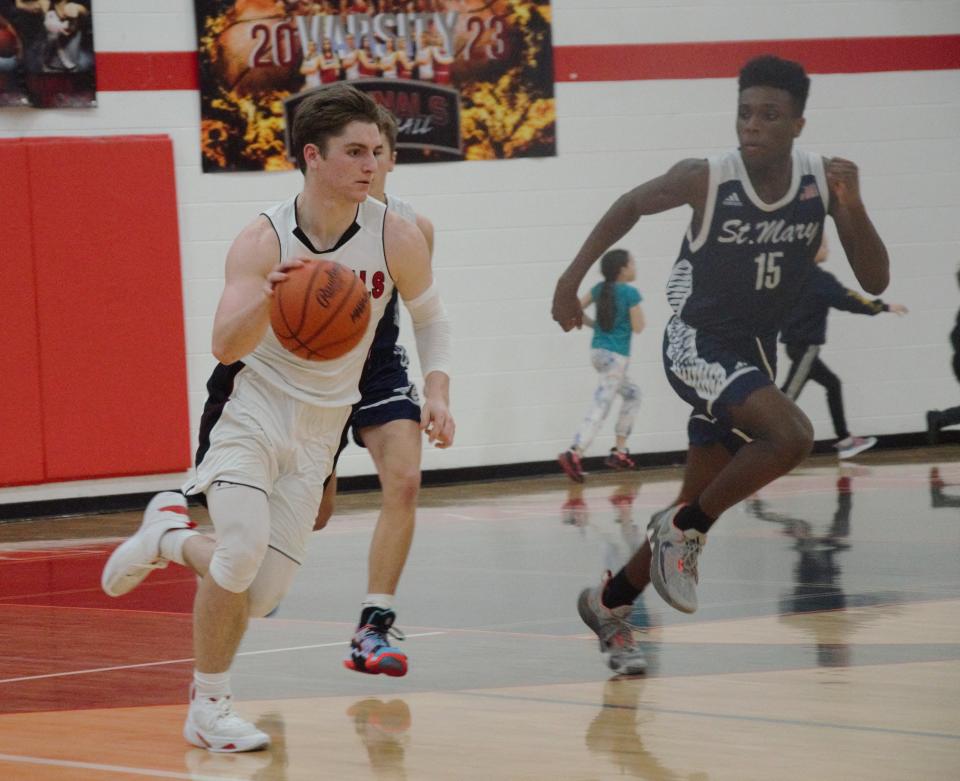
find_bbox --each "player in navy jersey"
[312,106,452,679]
[552,55,890,675]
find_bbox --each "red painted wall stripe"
[94,35,959,91]
[96,51,199,91]
[555,35,960,82]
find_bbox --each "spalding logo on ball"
[271,260,370,360]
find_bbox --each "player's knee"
[208,539,269,594]
[381,462,421,507]
[248,588,284,618]
[778,414,815,465]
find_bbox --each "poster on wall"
[194,1,555,173]
[0,0,96,108]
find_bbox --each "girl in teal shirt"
[559,249,645,482]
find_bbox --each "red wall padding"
[0,135,191,486]
[0,142,45,485]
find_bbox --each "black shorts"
[327,345,421,482]
[663,315,776,447]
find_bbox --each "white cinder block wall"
[2,0,958,504]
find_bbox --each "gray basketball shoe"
[647,505,705,614]
[577,575,646,675]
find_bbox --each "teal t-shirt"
[590,282,642,356]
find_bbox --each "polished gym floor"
[1,448,958,780]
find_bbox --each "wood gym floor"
[0,447,958,780]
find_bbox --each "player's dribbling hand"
[552,276,583,331]
[264,257,306,296]
[888,302,908,316]
[825,158,863,207]
[421,398,455,448]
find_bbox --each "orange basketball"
[270,260,370,360]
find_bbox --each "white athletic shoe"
[100,492,194,597]
[647,505,705,614]
[184,688,270,753]
[835,435,877,460]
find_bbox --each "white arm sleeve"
[404,282,452,377]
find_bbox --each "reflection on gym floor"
[0,449,958,780]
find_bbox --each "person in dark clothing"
[926,271,960,444]
[781,241,907,459]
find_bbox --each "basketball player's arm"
[415,213,435,260]
[553,158,707,331]
[211,217,303,365]
[825,156,890,295]
[579,291,595,328]
[630,304,646,334]
[388,213,455,448]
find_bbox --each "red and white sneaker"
[558,450,585,483]
[604,448,636,470]
[100,491,195,597]
[184,687,270,753]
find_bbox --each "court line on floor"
[0,632,445,685]
[0,752,235,781]
[460,688,960,741]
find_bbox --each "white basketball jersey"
[385,194,417,226]
[244,195,393,406]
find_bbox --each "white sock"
[362,593,394,611]
[159,528,200,566]
[193,670,230,699]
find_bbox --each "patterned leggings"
[572,348,642,452]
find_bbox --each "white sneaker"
[184,688,270,753]
[100,492,194,597]
[835,435,877,460]
[647,505,705,614]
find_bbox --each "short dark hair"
[291,83,381,173]
[738,55,810,115]
[377,104,399,154]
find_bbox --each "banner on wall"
[0,0,96,108]
[194,1,555,173]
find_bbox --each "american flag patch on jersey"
[799,182,820,201]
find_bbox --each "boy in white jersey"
[314,106,450,677]
[99,83,453,752]
[552,56,890,675]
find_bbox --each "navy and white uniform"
[663,148,828,443]
[185,195,392,563]
[350,195,422,446]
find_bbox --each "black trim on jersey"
[210,480,268,496]
[268,544,302,566]
[292,196,360,254]
[382,195,397,282]
[260,213,282,263]
[195,362,245,469]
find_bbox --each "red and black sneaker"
[344,608,408,677]
[558,449,585,483]
[604,448,636,471]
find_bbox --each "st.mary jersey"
[666,148,829,341]
[244,194,394,406]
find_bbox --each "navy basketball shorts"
[351,344,421,447]
[662,315,777,449]
[326,345,422,484]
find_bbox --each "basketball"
[270,260,370,360]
